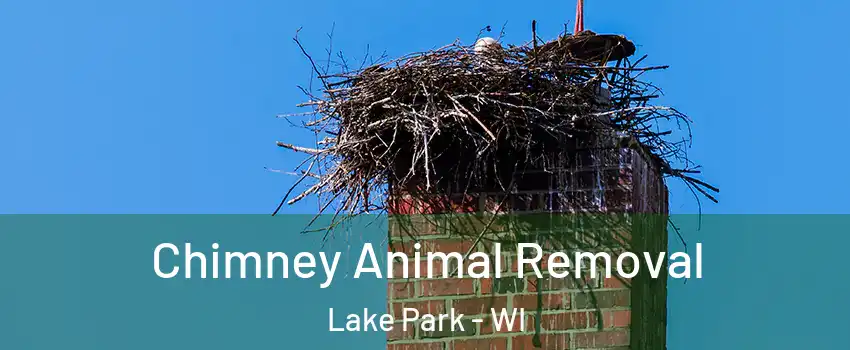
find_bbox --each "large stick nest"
[276,29,718,218]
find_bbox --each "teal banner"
[0,215,388,349]
[0,215,846,349]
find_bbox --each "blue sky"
[3,0,848,214]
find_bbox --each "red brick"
[391,300,446,318]
[449,337,508,350]
[527,275,597,292]
[572,290,630,309]
[390,240,473,257]
[389,258,445,279]
[417,194,479,214]
[420,278,475,297]
[537,312,590,331]
[385,153,666,350]
[573,330,630,348]
[421,259,446,278]
[387,195,418,215]
[452,296,508,316]
[511,335,535,350]
[388,342,445,350]
[389,242,418,256]
[423,240,474,255]
[480,278,492,294]
[512,333,570,350]
[388,215,442,237]
[480,277,524,294]
[389,259,410,279]
[390,281,416,299]
[513,293,568,310]
[590,310,631,329]
[602,275,630,289]
[526,278,542,292]
[511,253,569,274]
[483,196,508,213]
[387,323,415,341]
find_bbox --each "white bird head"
[474,37,500,54]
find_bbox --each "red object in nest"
[574,0,585,34]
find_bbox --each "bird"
[474,37,501,55]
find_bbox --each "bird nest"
[276,29,717,219]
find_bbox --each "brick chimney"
[385,130,669,349]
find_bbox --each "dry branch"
[277,28,717,223]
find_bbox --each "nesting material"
[277,30,717,216]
